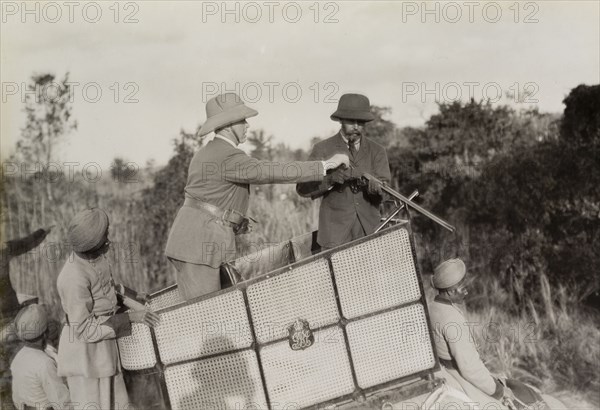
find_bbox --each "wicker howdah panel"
[154,290,253,365]
[149,286,182,311]
[247,259,339,344]
[164,350,267,410]
[118,224,437,409]
[117,323,157,371]
[331,227,421,319]
[346,304,436,388]
[259,327,355,409]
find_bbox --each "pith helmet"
[331,93,375,122]
[198,93,258,137]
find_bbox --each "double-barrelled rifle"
[355,171,455,233]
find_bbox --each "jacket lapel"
[333,132,347,153]
[354,136,369,164]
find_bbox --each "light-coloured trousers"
[168,258,221,301]
[66,373,129,410]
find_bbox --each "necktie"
[348,140,357,158]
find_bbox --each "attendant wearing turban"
[428,258,516,407]
[10,304,70,410]
[1,214,52,407]
[56,208,159,409]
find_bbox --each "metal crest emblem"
[287,318,314,351]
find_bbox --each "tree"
[110,157,138,185]
[247,129,273,160]
[387,99,571,307]
[460,87,599,305]
[136,128,203,287]
[14,73,77,200]
[364,106,397,148]
[248,130,274,200]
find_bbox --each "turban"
[432,258,466,290]
[14,304,48,341]
[68,208,109,253]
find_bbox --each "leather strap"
[183,197,245,227]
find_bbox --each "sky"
[1,1,599,169]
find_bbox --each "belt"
[183,197,245,228]
[65,311,114,326]
[439,357,458,370]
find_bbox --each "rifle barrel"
[363,173,455,233]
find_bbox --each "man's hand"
[367,179,383,195]
[503,387,516,401]
[324,153,350,171]
[501,387,518,410]
[128,309,160,328]
[135,292,149,304]
[326,169,348,185]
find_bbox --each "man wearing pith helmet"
[428,258,516,406]
[296,93,391,250]
[10,304,70,410]
[165,92,349,300]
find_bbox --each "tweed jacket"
[56,253,131,379]
[296,133,391,248]
[165,137,325,265]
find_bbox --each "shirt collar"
[22,342,46,351]
[434,295,466,315]
[214,134,238,148]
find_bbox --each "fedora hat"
[198,93,258,137]
[331,93,374,122]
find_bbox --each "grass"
[3,174,155,321]
[448,274,600,408]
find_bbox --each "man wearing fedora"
[296,93,391,250]
[165,93,349,300]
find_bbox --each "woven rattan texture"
[165,350,267,410]
[331,228,421,319]
[149,286,182,311]
[346,304,435,388]
[117,323,157,370]
[260,327,355,408]
[154,290,253,365]
[246,259,339,344]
